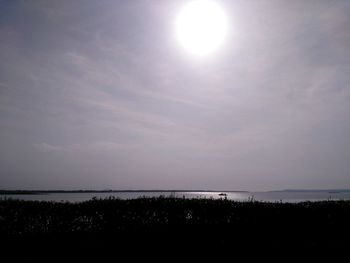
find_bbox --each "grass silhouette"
[1,197,349,260]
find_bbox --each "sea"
[1,190,350,203]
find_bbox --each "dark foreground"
[1,198,349,260]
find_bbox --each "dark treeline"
[1,197,349,260]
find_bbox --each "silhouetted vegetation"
[1,197,349,260]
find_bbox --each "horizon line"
[1,188,350,193]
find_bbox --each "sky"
[0,0,350,191]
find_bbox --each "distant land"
[0,189,247,195]
[1,189,350,195]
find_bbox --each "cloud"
[33,141,131,154]
[1,0,350,190]
[33,143,65,153]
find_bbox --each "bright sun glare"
[175,0,228,57]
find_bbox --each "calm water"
[1,190,350,203]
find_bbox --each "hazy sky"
[1,0,350,191]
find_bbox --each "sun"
[175,0,228,57]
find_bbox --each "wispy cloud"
[33,143,65,153]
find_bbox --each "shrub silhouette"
[0,197,349,259]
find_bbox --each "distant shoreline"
[0,190,249,195]
[1,189,350,195]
